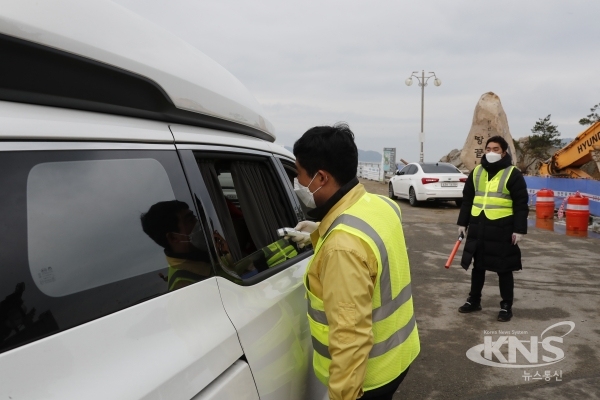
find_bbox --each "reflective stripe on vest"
[471,165,515,220]
[377,195,402,223]
[311,314,417,359]
[304,193,419,391]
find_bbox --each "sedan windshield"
[420,163,461,173]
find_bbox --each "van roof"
[0,0,275,141]
[0,100,294,159]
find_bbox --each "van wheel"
[409,187,419,207]
[389,183,397,199]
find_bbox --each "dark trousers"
[360,368,409,400]
[469,268,514,307]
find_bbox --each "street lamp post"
[405,70,441,162]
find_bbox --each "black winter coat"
[457,154,529,272]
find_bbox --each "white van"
[0,1,325,399]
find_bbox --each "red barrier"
[535,218,554,231]
[566,193,589,237]
[535,189,554,220]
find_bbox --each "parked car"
[389,162,468,207]
[0,1,326,399]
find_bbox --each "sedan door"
[393,165,412,198]
[399,165,418,197]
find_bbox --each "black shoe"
[458,298,482,313]
[498,301,512,322]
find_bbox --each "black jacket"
[457,154,529,272]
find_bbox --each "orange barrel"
[535,189,555,220]
[566,193,589,237]
[535,218,554,231]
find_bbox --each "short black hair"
[141,200,189,249]
[293,122,358,185]
[486,136,508,152]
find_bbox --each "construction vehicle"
[539,121,600,179]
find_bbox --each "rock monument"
[459,92,517,171]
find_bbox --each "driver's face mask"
[294,173,324,209]
[174,222,208,252]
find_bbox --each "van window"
[406,165,418,175]
[0,149,201,354]
[27,159,175,296]
[193,153,308,282]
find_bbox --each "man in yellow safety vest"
[141,201,299,288]
[291,123,420,400]
[457,135,529,322]
[141,200,213,291]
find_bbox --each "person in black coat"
[456,136,529,322]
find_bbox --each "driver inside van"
[141,200,213,291]
[141,200,297,287]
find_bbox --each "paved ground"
[358,179,600,400]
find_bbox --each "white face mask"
[486,152,502,163]
[294,174,323,209]
[174,221,208,252]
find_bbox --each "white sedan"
[389,162,468,207]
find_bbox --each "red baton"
[444,232,465,269]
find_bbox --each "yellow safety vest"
[304,193,420,391]
[263,238,298,267]
[471,164,515,220]
[166,257,212,291]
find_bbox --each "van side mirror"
[396,170,403,175]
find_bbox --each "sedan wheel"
[389,183,397,199]
[409,187,419,207]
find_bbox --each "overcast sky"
[114,0,600,162]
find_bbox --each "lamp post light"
[405,70,441,163]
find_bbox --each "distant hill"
[358,149,382,162]
[283,146,382,162]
